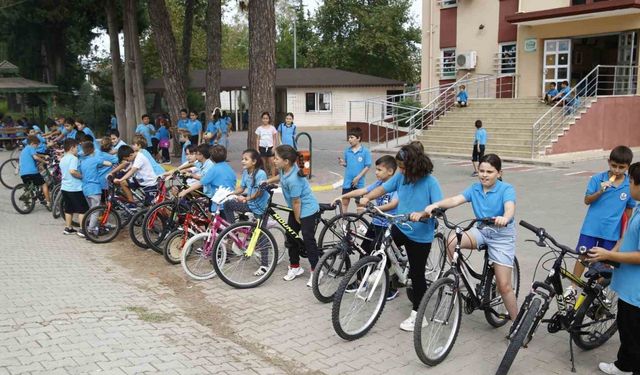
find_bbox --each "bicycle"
[10,156,58,215]
[210,184,349,289]
[163,200,213,265]
[0,157,20,189]
[495,221,618,375]
[128,178,169,250]
[414,208,521,366]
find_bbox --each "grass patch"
[125,306,172,323]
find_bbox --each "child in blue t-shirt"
[362,143,443,331]
[588,161,640,375]
[205,110,221,146]
[277,112,297,148]
[223,148,269,226]
[338,127,372,212]
[472,120,487,177]
[79,141,113,234]
[566,146,635,298]
[456,85,468,107]
[423,153,518,323]
[157,121,171,164]
[19,135,51,206]
[187,110,202,145]
[544,82,559,105]
[264,145,320,285]
[60,138,89,237]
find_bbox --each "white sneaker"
[283,266,304,281]
[598,363,632,375]
[307,270,324,287]
[400,310,428,332]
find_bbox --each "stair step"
[442,113,545,119]
[424,146,533,158]
[433,121,534,127]
[421,140,532,152]
[420,130,532,138]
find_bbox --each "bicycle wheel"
[164,230,189,265]
[11,184,36,214]
[128,210,149,249]
[571,282,618,350]
[332,255,388,340]
[83,206,122,243]
[9,146,21,160]
[143,201,185,253]
[312,246,354,303]
[414,277,462,366]
[496,298,542,375]
[0,158,20,189]
[318,213,370,248]
[51,185,62,219]
[266,224,287,264]
[212,222,278,289]
[181,232,217,281]
[426,232,447,284]
[485,256,521,328]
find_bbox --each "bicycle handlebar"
[431,208,494,232]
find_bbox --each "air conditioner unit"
[456,51,477,70]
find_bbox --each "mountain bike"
[10,156,58,214]
[0,157,20,189]
[127,179,169,250]
[495,221,618,375]
[414,208,521,366]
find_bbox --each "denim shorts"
[469,222,516,267]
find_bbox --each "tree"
[275,0,314,68]
[247,0,276,148]
[123,0,147,140]
[205,0,222,118]
[181,0,197,89]
[105,0,127,140]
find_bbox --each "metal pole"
[293,13,297,69]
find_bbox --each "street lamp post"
[293,11,297,69]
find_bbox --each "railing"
[531,65,638,157]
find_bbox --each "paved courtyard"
[0,131,625,374]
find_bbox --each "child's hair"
[376,155,397,172]
[561,80,569,86]
[76,132,87,142]
[347,127,363,140]
[117,145,134,162]
[479,153,502,171]
[180,108,188,114]
[27,135,40,145]
[82,141,95,155]
[185,144,198,154]
[285,112,294,119]
[210,145,227,163]
[83,134,94,143]
[261,111,271,121]
[550,82,556,87]
[276,145,305,177]
[475,120,483,128]
[395,144,433,184]
[110,129,120,137]
[196,144,211,159]
[609,145,633,165]
[141,114,150,121]
[408,140,424,153]
[133,137,147,149]
[460,85,466,90]
[75,118,85,125]
[212,108,221,120]
[100,137,112,152]
[64,138,78,152]
[243,148,265,187]
[65,118,75,126]
[628,162,640,184]
[189,110,197,116]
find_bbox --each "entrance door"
[615,31,638,95]
[542,39,571,95]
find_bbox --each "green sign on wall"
[524,38,537,52]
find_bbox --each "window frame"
[305,91,332,113]
[499,42,517,74]
[440,48,456,79]
[440,0,457,8]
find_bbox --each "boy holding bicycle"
[19,135,50,207]
[589,162,640,375]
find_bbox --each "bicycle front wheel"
[83,206,122,243]
[332,255,388,341]
[181,232,217,280]
[128,210,149,249]
[414,277,462,366]
[0,158,20,189]
[51,185,62,219]
[318,213,370,248]
[496,297,542,375]
[164,230,190,265]
[571,282,618,350]
[312,246,354,303]
[212,222,278,289]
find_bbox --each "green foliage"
[76,81,115,137]
[394,98,422,127]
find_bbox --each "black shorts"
[151,138,159,155]
[189,135,199,145]
[259,146,274,157]
[21,173,45,186]
[341,187,361,204]
[62,190,89,214]
[472,144,486,162]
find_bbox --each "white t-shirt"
[131,152,158,187]
[255,125,277,148]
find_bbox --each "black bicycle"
[414,208,521,366]
[496,221,618,374]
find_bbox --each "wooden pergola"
[0,60,57,118]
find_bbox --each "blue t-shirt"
[81,127,95,140]
[457,91,468,102]
[278,123,297,147]
[475,128,487,145]
[64,129,78,140]
[462,180,516,220]
[242,169,269,215]
[177,118,189,131]
[60,153,83,192]
[559,86,571,97]
[581,172,636,241]
[201,161,237,210]
[135,123,153,146]
[366,180,397,227]
[181,140,191,164]
[187,120,202,136]
[546,88,559,97]
[113,139,127,151]
[199,159,215,196]
[382,172,443,243]
[19,145,39,176]
[610,205,640,308]
[343,146,372,189]
[79,153,104,197]
[280,165,319,218]
[157,126,170,141]
[110,117,118,130]
[150,124,158,140]
[140,149,165,176]
[96,150,117,190]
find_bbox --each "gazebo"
[0,60,57,118]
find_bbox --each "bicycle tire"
[212,222,278,289]
[129,210,150,249]
[413,277,462,366]
[318,213,370,248]
[0,158,20,189]
[164,230,189,265]
[408,232,449,304]
[485,256,521,328]
[495,298,542,375]
[82,205,122,243]
[312,246,353,303]
[331,255,388,341]
[51,185,62,219]
[11,184,36,214]
[142,201,185,253]
[181,232,217,280]
[9,146,21,160]
[571,284,618,350]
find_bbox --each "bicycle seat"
[318,203,336,213]
[478,244,488,251]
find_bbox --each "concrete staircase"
[417,98,555,159]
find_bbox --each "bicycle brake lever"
[525,239,546,247]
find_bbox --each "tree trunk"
[105,0,127,140]
[248,0,276,148]
[124,0,147,123]
[122,1,137,142]
[182,0,196,90]
[147,0,188,139]
[205,0,222,119]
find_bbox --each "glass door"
[615,31,638,95]
[542,39,571,95]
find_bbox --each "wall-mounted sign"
[524,38,537,52]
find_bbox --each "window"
[499,43,517,74]
[305,92,331,112]
[440,48,456,79]
[439,0,457,8]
